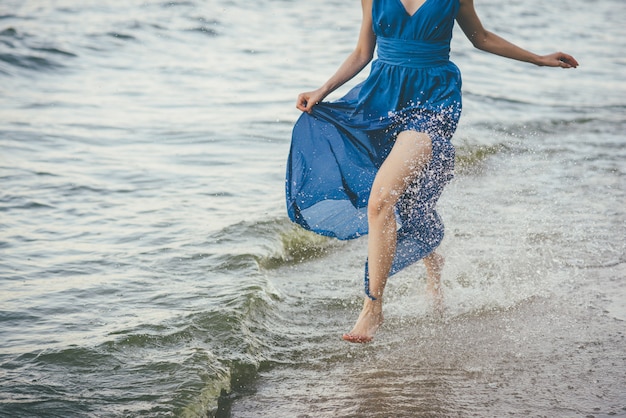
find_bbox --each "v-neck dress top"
[286,0,462,276]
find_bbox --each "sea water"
[1,0,624,416]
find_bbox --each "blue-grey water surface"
[1,0,625,416]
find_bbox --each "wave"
[474,113,625,135]
[463,90,532,106]
[452,109,625,175]
[454,142,508,175]
[258,223,340,269]
[30,46,76,57]
[1,275,280,417]
[464,90,626,122]
[0,1,229,77]
[193,218,341,274]
[105,31,136,41]
[0,52,63,72]
[0,27,17,37]
[0,26,76,74]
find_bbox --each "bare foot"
[342,298,384,343]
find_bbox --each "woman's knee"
[368,130,433,221]
[367,186,397,221]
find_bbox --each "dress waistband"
[376,36,450,68]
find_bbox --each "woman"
[285,0,578,343]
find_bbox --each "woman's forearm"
[471,30,577,68]
[470,30,541,65]
[296,47,374,113]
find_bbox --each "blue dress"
[286,0,462,278]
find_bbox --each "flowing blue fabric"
[286,0,462,279]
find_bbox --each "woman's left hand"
[537,52,579,68]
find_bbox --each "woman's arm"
[296,0,376,113]
[456,0,578,68]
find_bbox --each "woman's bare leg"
[424,251,444,315]
[343,130,433,342]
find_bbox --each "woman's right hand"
[296,89,326,113]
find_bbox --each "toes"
[342,333,373,343]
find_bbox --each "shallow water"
[1,0,625,417]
